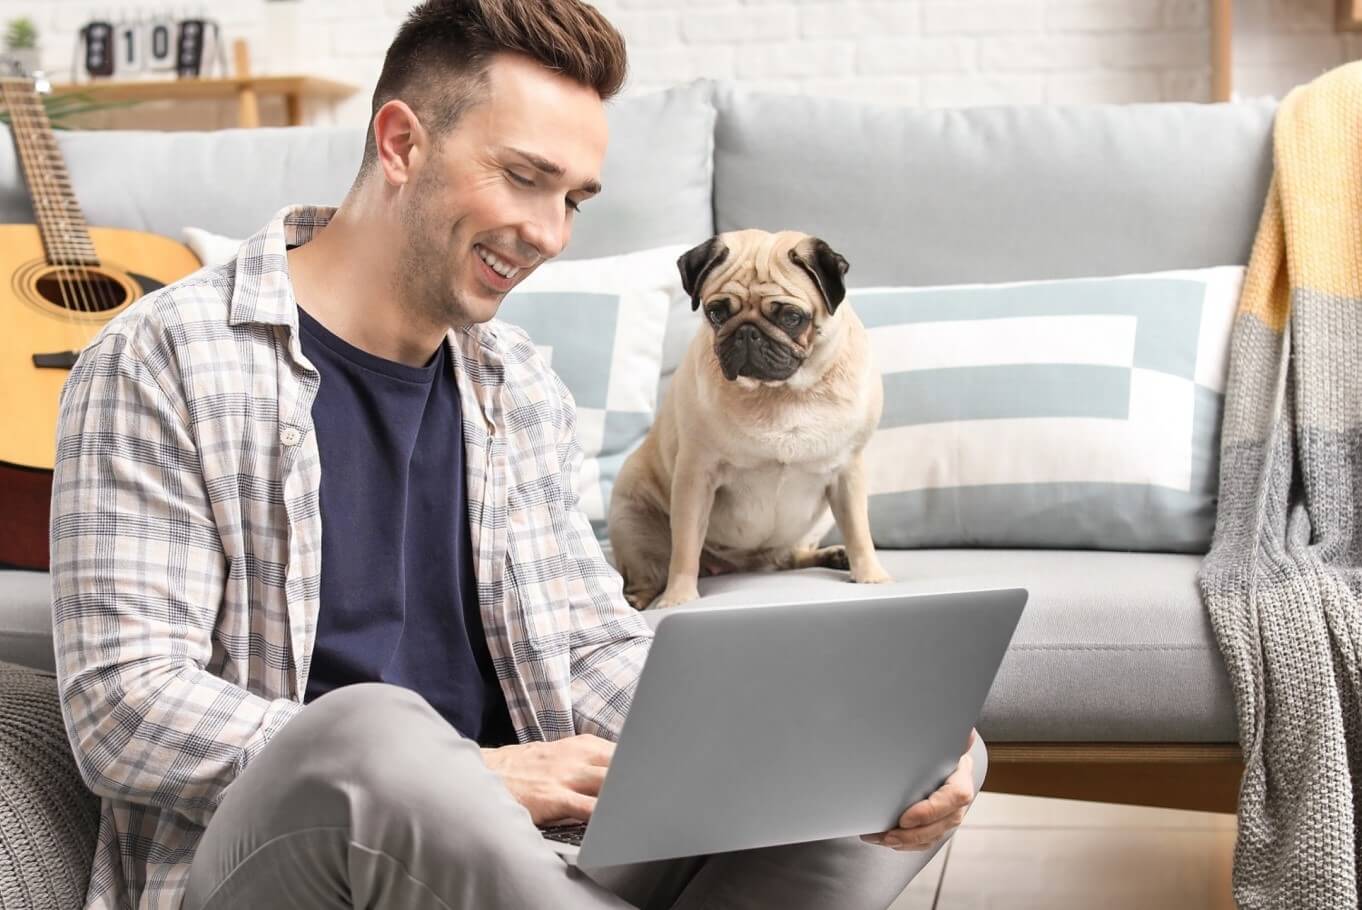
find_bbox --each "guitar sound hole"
[35,268,129,313]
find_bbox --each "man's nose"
[519,202,568,262]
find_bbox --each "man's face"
[396,52,608,328]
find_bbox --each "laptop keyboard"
[540,822,588,846]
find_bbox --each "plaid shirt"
[50,206,653,910]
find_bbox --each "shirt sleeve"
[50,325,301,828]
[547,373,654,740]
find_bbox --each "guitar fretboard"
[0,78,99,267]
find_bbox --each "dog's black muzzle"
[716,323,803,382]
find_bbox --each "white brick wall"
[11,0,1362,131]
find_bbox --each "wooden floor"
[889,793,1237,909]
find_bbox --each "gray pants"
[183,684,988,910]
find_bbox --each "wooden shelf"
[48,74,358,128]
[49,42,355,128]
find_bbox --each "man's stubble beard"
[395,166,481,331]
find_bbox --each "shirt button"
[280,426,302,446]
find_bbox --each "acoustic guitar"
[1,75,201,570]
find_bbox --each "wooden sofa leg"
[982,743,1243,814]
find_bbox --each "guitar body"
[1,223,202,569]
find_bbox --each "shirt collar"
[228,204,334,330]
[229,204,506,421]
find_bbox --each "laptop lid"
[575,587,1027,868]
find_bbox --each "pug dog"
[608,229,891,610]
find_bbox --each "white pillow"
[182,225,685,541]
[183,226,243,267]
[496,245,688,539]
[846,265,1244,553]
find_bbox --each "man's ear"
[788,237,850,314]
[678,236,730,311]
[371,99,428,187]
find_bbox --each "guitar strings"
[2,79,84,352]
[26,81,109,323]
[14,80,116,335]
[26,86,110,322]
[8,81,97,322]
[32,89,123,323]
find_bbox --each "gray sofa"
[0,79,1274,906]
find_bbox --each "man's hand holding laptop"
[482,727,980,851]
[861,728,979,852]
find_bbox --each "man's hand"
[481,734,614,826]
[862,729,978,852]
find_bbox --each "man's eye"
[506,170,534,187]
[567,198,583,214]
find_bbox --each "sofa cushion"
[845,266,1242,553]
[0,571,53,673]
[14,551,1238,743]
[644,549,1237,743]
[0,81,716,262]
[711,85,1277,287]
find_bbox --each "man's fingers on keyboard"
[555,790,596,822]
[575,735,615,765]
[572,765,608,796]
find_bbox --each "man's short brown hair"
[358,0,628,176]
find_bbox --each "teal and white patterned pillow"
[849,266,1243,553]
[496,245,688,540]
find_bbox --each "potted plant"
[4,17,40,77]
[0,18,139,129]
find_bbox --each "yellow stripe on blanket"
[1245,60,1362,325]
[1238,180,1290,334]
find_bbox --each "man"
[50,2,985,908]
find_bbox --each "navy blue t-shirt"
[298,304,516,747]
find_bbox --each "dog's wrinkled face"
[678,230,849,384]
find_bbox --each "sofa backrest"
[0,80,716,262]
[711,84,1278,286]
[2,80,1278,281]
[2,80,1281,395]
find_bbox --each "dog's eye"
[705,300,732,325]
[779,307,808,329]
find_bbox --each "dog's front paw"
[851,562,893,584]
[813,545,850,571]
[655,583,700,610]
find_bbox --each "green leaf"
[0,94,141,130]
[4,17,37,51]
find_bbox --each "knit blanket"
[1198,62,1362,908]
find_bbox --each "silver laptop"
[540,587,1027,868]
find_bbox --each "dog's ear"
[678,237,730,311]
[788,237,850,315]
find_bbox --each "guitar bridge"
[33,351,80,369]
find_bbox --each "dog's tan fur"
[609,229,891,610]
